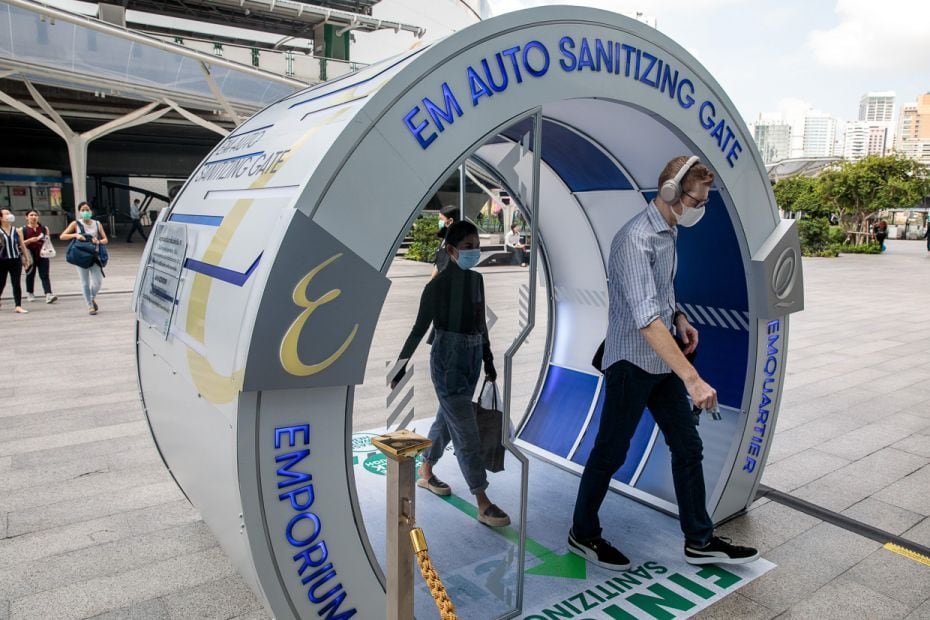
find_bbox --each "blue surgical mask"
[455,249,481,270]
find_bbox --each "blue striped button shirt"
[602,201,679,375]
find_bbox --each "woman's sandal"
[477,504,511,528]
[416,475,452,496]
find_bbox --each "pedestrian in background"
[0,207,30,314]
[126,198,147,243]
[875,219,888,252]
[60,202,108,315]
[21,209,58,304]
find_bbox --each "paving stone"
[6,481,184,538]
[765,414,867,463]
[87,598,170,620]
[162,575,265,619]
[818,423,918,461]
[894,434,930,458]
[693,591,776,619]
[0,522,218,601]
[761,449,850,491]
[0,401,142,442]
[738,523,881,613]
[875,465,930,515]
[0,388,141,420]
[792,448,927,512]
[903,517,930,548]
[1,463,171,513]
[906,598,930,619]
[714,501,821,554]
[0,599,7,620]
[227,610,272,620]
[0,421,149,458]
[842,498,926,536]
[846,546,930,609]
[0,500,198,566]
[9,547,235,620]
[783,577,910,619]
[0,457,10,472]
[10,433,153,471]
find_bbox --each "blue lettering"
[467,66,494,106]
[279,483,315,511]
[767,333,779,357]
[286,511,322,547]
[422,82,463,132]
[276,449,312,489]
[639,52,658,87]
[699,100,716,130]
[523,40,550,77]
[743,457,756,473]
[677,79,695,109]
[710,119,726,147]
[659,64,678,98]
[595,39,613,73]
[294,541,329,575]
[634,48,642,80]
[319,592,356,620]
[558,36,577,71]
[481,54,509,92]
[275,424,309,449]
[501,46,524,83]
[403,106,436,149]
[577,38,596,71]
[721,126,735,151]
[621,44,636,77]
[727,140,742,168]
[308,571,341,604]
[301,562,332,585]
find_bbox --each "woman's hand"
[484,360,497,382]
[92,237,99,245]
[76,234,86,241]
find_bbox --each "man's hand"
[676,316,699,356]
[685,375,717,411]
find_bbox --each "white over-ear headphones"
[659,156,700,204]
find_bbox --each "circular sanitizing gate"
[134,7,803,619]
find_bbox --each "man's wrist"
[673,310,688,324]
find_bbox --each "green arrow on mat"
[439,494,587,580]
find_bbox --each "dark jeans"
[127,218,147,241]
[508,247,526,265]
[0,257,23,306]
[572,360,714,547]
[25,255,52,295]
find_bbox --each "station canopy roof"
[118,0,424,39]
[0,1,305,116]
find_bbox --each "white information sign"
[138,222,187,338]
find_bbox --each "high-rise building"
[894,93,930,166]
[753,120,792,164]
[803,112,838,158]
[843,121,889,160]
[859,91,896,123]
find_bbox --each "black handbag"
[474,379,505,473]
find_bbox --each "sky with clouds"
[488,0,930,125]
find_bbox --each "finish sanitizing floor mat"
[352,426,775,619]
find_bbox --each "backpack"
[66,222,100,269]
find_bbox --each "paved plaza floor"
[1,239,929,619]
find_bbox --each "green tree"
[773,176,829,219]
[817,155,929,242]
[405,214,441,262]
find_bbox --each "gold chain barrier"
[410,527,458,620]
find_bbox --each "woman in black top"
[0,208,30,314]
[393,221,510,527]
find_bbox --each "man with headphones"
[568,156,759,570]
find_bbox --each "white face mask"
[672,203,705,228]
[3,214,14,224]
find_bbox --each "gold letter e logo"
[279,253,359,377]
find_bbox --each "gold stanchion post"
[372,430,432,620]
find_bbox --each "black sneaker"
[567,530,631,571]
[685,536,759,565]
